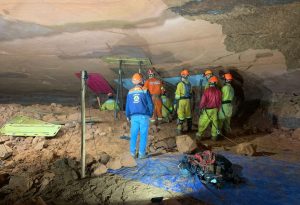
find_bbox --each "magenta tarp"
[75,72,113,95]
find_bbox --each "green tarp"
[0,116,61,137]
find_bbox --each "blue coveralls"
[126,85,153,157]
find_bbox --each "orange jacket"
[144,78,164,95]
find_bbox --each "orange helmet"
[224,73,233,81]
[209,76,218,84]
[181,69,189,77]
[204,69,213,76]
[147,69,155,75]
[132,73,143,84]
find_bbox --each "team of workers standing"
[101,68,235,158]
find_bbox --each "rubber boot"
[187,118,193,132]
[195,132,202,140]
[211,135,218,141]
[177,119,184,135]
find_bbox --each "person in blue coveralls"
[126,73,154,159]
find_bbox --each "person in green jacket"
[175,69,193,134]
[161,90,173,122]
[218,73,235,135]
[100,93,120,111]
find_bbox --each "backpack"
[179,150,242,188]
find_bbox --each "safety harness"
[222,100,232,104]
[189,150,216,171]
[220,83,234,116]
[180,81,192,99]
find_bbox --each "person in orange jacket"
[144,68,164,123]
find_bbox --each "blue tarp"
[114,74,207,90]
[163,74,207,87]
[109,152,300,205]
[114,78,134,90]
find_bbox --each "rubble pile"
[0,103,299,204]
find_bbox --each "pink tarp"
[75,72,113,95]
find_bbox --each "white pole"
[81,70,87,178]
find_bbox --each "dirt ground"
[0,103,299,205]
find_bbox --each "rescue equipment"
[179,150,242,188]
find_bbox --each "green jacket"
[100,99,119,111]
[221,83,234,102]
[175,79,192,100]
[219,83,234,119]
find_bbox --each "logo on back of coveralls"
[133,94,140,103]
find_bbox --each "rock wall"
[0,0,299,126]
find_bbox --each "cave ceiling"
[0,0,299,95]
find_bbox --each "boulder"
[39,172,55,192]
[71,170,79,180]
[166,138,177,149]
[9,175,32,195]
[93,164,108,176]
[156,147,167,154]
[149,145,156,153]
[64,122,76,129]
[0,145,13,159]
[155,141,168,149]
[63,169,78,184]
[0,136,10,143]
[148,135,155,143]
[106,157,122,170]
[14,137,23,142]
[67,113,80,121]
[67,158,79,169]
[42,149,55,162]
[24,137,33,144]
[175,135,197,153]
[34,141,47,151]
[98,152,110,165]
[232,142,257,156]
[120,153,137,168]
[0,172,10,188]
[32,137,40,145]
[16,144,29,152]
[4,140,14,148]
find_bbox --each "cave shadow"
[227,68,270,128]
[253,151,276,157]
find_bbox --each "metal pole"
[81,70,88,178]
[115,65,120,120]
[139,61,142,73]
[119,60,123,110]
